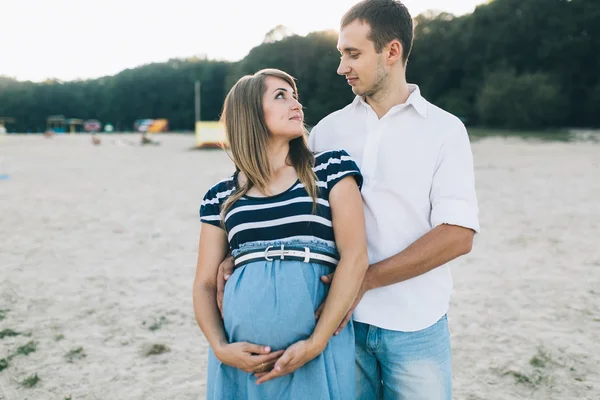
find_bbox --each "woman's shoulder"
[313,149,352,167]
[312,149,362,191]
[312,149,357,174]
[202,174,237,204]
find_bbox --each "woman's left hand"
[254,339,324,384]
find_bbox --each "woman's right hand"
[215,342,284,374]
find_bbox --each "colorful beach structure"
[46,115,84,134]
[195,121,228,148]
[133,119,169,133]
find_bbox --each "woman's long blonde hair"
[220,69,318,220]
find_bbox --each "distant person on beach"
[192,68,369,399]
[216,1,480,398]
[140,132,159,145]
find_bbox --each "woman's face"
[262,76,304,140]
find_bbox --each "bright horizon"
[1,0,486,82]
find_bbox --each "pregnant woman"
[192,68,368,399]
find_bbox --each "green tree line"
[0,0,598,132]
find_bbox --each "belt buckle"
[264,244,285,261]
[264,246,273,261]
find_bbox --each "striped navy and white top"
[199,150,362,253]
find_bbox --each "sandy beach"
[0,133,598,400]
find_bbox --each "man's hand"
[216,254,235,316]
[314,273,368,335]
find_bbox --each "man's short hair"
[341,0,414,63]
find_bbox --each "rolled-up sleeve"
[430,124,480,233]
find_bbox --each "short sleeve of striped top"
[199,149,362,251]
[198,176,236,228]
[314,149,362,193]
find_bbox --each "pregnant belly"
[222,260,328,351]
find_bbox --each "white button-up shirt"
[308,84,480,332]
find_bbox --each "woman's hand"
[215,342,284,374]
[254,338,324,384]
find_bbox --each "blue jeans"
[355,315,452,400]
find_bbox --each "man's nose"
[337,58,350,76]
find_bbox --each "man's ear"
[386,40,403,65]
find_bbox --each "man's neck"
[365,78,410,119]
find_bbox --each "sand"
[0,133,598,399]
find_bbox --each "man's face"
[337,20,387,98]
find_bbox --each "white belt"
[234,245,339,268]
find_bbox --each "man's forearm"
[363,224,475,291]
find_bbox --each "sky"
[1,0,486,82]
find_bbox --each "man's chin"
[351,86,365,97]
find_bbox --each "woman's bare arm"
[192,223,283,372]
[309,176,369,347]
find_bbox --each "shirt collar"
[351,83,428,118]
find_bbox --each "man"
[218,1,479,398]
